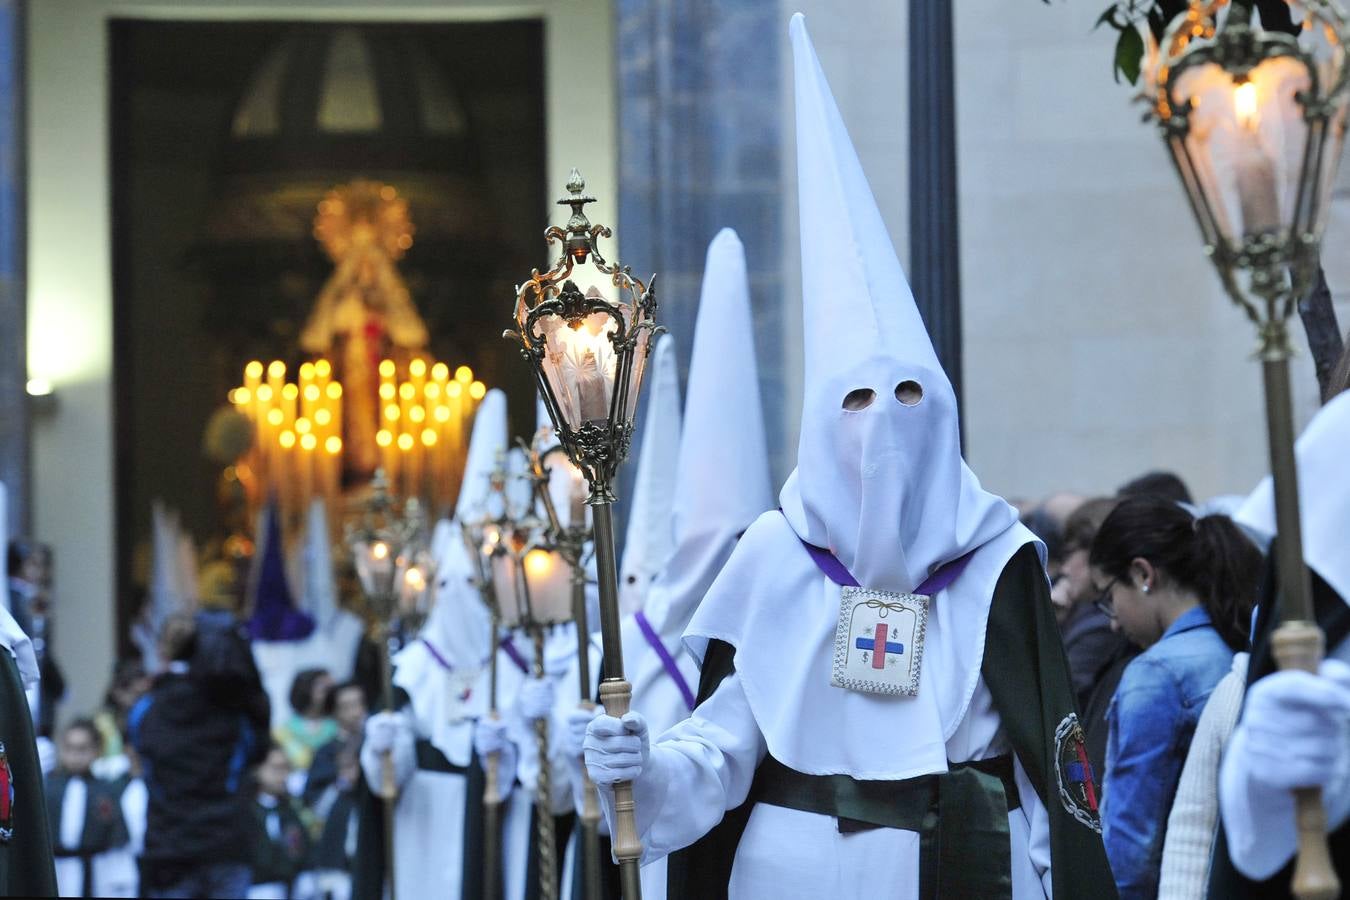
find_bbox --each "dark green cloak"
[0,650,57,897]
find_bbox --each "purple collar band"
[500,636,530,674]
[634,611,696,711]
[797,532,975,596]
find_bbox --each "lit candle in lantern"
[1232,79,1280,235]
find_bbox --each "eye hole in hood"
[842,388,876,411]
[895,380,923,406]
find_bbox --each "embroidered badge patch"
[0,741,13,842]
[831,586,928,696]
[1054,714,1101,833]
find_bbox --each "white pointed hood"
[392,388,505,765]
[778,13,1016,594]
[1235,390,1350,606]
[300,499,337,629]
[619,334,683,615]
[683,16,1039,781]
[643,229,772,638]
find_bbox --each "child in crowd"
[275,668,338,772]
[45,719,131,898]
[248,743,315,900]
[307,737,363,900]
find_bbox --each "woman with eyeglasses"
[1087,496,1261,900]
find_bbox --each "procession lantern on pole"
[523,427,604,900]
[345,471,435,900]
[504,168,661,900]
[1144,3,1350,897]
[475,452,571,900]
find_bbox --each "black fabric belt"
[749,754,1020,899]
[415,740,471,775]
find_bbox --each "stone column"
[0,0,28,535]
[909,0,964,424]
[615,0,785,475]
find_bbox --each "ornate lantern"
[504,169,660,900]
[1144,4,1350,897]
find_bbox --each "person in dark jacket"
[45,718,129,898]
[129,610,271,899]
[248,743,314,899]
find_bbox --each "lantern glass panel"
[490,548,573,627]
[539,296,619,430]
[352,538,395,601]
[1174,56,1311,244]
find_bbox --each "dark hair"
[1062,497,1120,554]
[1117,471,1193,505]
[323,680,368,716]
[63,718,103,751]
[1089,496,1260,650]
[6,539,35,578]
[1020,508,1064,565]
[159,612,198,662]
[289,668,331,716]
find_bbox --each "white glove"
[519,676,556,721]
[1242,659,1350,791]
[475,715,519,798]
[565,704,602,759]
[360,711,416,793]
[583,711,649,785]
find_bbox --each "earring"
[1141,584,1151,595]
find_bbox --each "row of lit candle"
[229,359,345,521]
[376,358,485,510]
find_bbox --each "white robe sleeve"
[1013,753,1053,898]
[597,667,766,864]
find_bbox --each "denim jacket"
[1102,605,1236,899]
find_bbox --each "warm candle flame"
[325,382,343,400]
[314,359,332,379]
[409,358,427,378]
[267,408,284,426]
[397,433,414,452]
[376,430,393,448]
[421,428,437,447]
[455,366,473,385]
[372,541,389,561]
[300,433,317,451]
[315,409,332,426]
[268,360,286,380]
[282,383,299,401]
[524,549,554,578]
[379,359,396,379]
[431,362,449,381]
[469,381,486,400]
[1234,80,1259,130]
[325,436,342,454]
[245,360,264,380]
[279,430,296,449]
[404,566,426,592]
